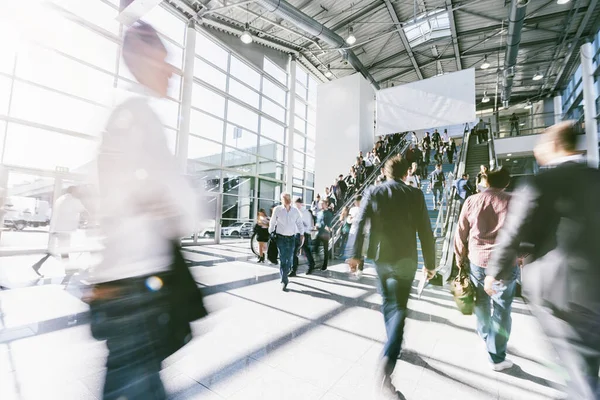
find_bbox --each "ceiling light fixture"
[324,64,332,78]
[557,0,570,4]
[346,26,356,45]
[240,23,253,44]
[482,91,490,103]
[507,153,512,157]
[524,100,533,109]
[533,69,544,81]
[481,55,490,70]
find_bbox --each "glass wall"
[0,1,320,249]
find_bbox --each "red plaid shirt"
[454,188,511,268]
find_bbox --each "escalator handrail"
[437,124,472,279]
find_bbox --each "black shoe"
[306,268,314,275]
[320,266,327,271]
[281,283,288,292]
[288,270,297,277]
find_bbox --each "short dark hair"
[295,197,303,204]
[462,173,468,179]
[436,163,442,168]
[487,167,511,188]
[356,195,363,202]
[548,121,578,152]
[384,155,410,180]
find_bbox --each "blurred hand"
[424,268,436,280]
[484,276,497,296]
[347,258,361,272]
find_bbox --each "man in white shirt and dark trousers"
[290,197,316,276]
[269,193,304,291]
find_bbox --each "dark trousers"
[533,305,600,399]
[337,231,349,258]
[293,233,315,272]
[376,262,415,371]
[510,123,519,137]
[90,279,171,400]
[276,234,295,285]
[313,232,330,269]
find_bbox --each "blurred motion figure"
[486,122,600,399]
[88,21,203,400]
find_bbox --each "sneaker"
[288,271,297,277]
[491,359,513,372]
[306,268,314,275]
[281,283,288,292]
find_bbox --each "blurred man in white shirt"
[49,186,86,259]
[290,197,316,276]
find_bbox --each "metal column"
[285,55,296,193]
[581,42,599,169]
[176,20,196,173]
[553,95,563,125]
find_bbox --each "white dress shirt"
[50,194,85,233]
[90,87,199,284]
[269,205,304,236]
[297,206,314,233]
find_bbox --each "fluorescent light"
[524,100,533,110]
[240,23,253,44]
[346,27,356,45]
[481,90,490,103]
[557,0,570,4]
[324,64,332,78]
[506,159,510,161]
[481,55,490,70]
[507,153,512,157]
[533,69,544,81]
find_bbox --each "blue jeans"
[470,263,518,364]
[375,261,416,371]
[276,235,295,285]
[433,185,443,205]
[293,233,315,272]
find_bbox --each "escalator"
[437,126,496,281]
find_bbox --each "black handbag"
[267,233,279,264]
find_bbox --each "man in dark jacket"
[486,122,600,399]
[348,155,436,397]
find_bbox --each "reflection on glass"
[305,155,315,172]
[263,57,287,86]
[305,189,314,204]
[192,83,225,118]
[188,135,223,165]
[4,123,97,171]
[190,109,224,142]
[10,81,109,136]
[225,124,257,154]
[296,65,308,86]
[294,151,305,169]
[259,136,284,162]
[188,168,220,193]
[194,58,227,91]
[293,168,303,186]
[223,171,255,197]
[258,158,284,181]
[258,179,281,201]
[260,117,285,143]
[230,56,260,90]
[1,172,54,249]
[295,100,307,119]
[228,78,260,109]
[221,195,254,222]
[196,32,229,69]
[223,147,256,174]
[294,134,305,152]
[262,77,286,106]
[262,98,286,123]
[227,101,258,132]
[306,172,315,188]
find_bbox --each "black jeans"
[293,233,315,272]
[90,276,172,400]
[313,232,330,269]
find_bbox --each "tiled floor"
[0,244,567,400]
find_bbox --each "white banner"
[376,69,476,135]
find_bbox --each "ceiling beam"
[457,8,563,35]
[445,0,462,70]
[382,0,423,79]
[551,0,598,92]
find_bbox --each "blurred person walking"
[454,168,515,371]
[336,206,351,259]
[88,22,205,400]
[290,198,316,276]
[314,199,333,271]
[348,155,435,396]
[269,193,304,291]
[429,163,446,210]
[486,122,600,399]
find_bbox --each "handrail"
[328,133,411,253]
[436,124,472,281]
[488,121,498,170]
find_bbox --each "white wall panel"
[377,69,476,135]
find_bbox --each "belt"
[276,233,294,238]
